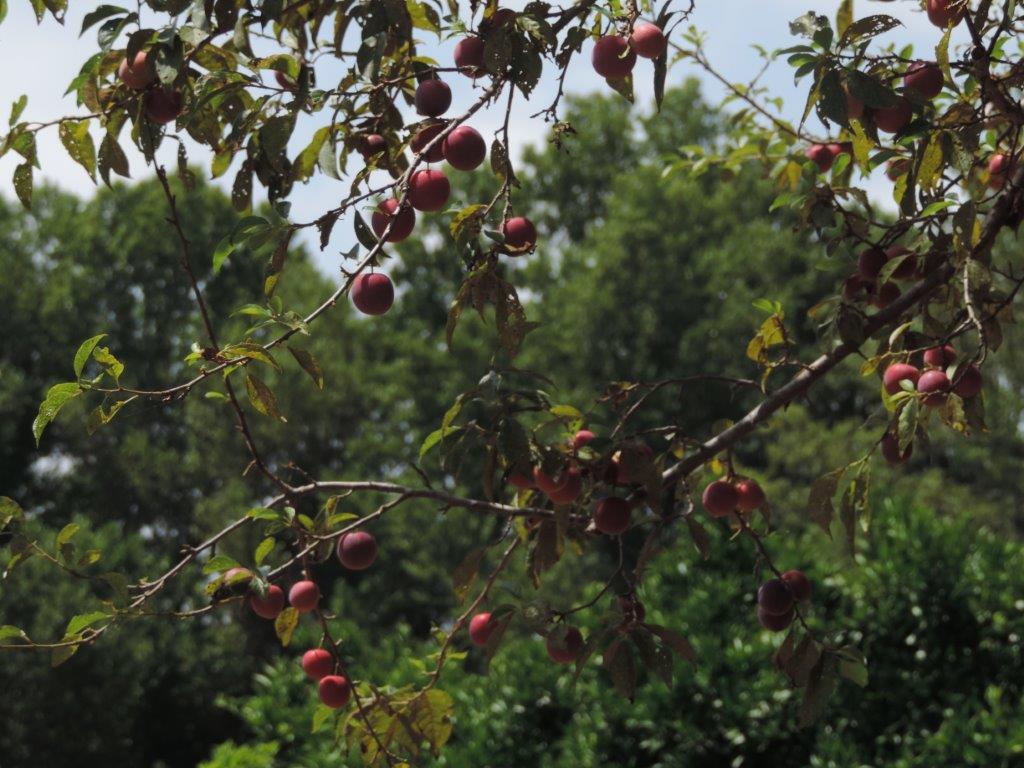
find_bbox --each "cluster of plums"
[756,569,812,632]
[842,240,924,311]
[468,611,585,664]
[508,428,662,537]
[229,531,379,709]
[804,56,943,178]
[468,594,647,665]
[590,23,668,80]
[700,476,767,519]
[880,345,983,464]
[117,50,184,124]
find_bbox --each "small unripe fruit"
[469,612,495,645]
[249,584,285,619]
[337,531,378,570]
[883,363,921,395]
[454,35,487,78]
[805,144,835,173]
[702,479,738,518]
[917,369,950,407]
[757,605,794,632]
[351,272,394,316]
[502,216,537,252]
[592,35,636,80]
[885,246,917,280]
[953,364,983,398]
[118,50,153,90]
[927,0,965,28]
[443,125,487,171]
[414,79,451,117]
[734,479,766,512]
[881,432,912,465]
[289,579,321,613]
[871,282,900,310]
[371,198,415,243]
[145,89,183,125]
[593,496,631,535]
[318,675,352,708]
[873,98,912,134]
[858,247,886,280]
[408,169,450,212]
[629,23,666,59]
[546,626,583,664]
[923,344,957,368]
[573,429,596,450]
[410,122,446,163]
[781,570,812,602]
[302,648,334,680]
[904,61,943,100]
[757,578,795,616]
[359,133,387,159]
[547,467,583,505]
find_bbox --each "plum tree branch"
[659,162,1024,490]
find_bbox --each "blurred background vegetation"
[2,82,1023,767]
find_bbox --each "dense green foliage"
[3,84,1024,766]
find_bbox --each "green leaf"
[254,537,275,565]
[13,162,32,209]
[646,624,698,666]
[58,120,97,181]
[799,654,839,728]
[92,346,124,382]
[56,522,80,547]
[897,398,919,453]
[245,374,286,421]
[839,14,901,45]
[835,0,852,37]
[65,610,108,636]
[451,547,484,604]
[419,425,462,461]
[807,469,841,535]
[33,382,83,445]
[836,645,869,687]
[603,638,637,702]
[51,643,79,668]
[846,69,898,109]
[98,133,129,187]
[8,94,26,127]
[73,334,106,378]
[353,211,378,250]
[223,341,280,370]
[0,497,24,528]
[0,625,29,645]
[80,4,126,35]
[288,346,324,390]
[311,703,335,733]
[202,554,240,574]
[275,606,299,646]
[246,506,284,521]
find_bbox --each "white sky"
[0,1,968,272]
